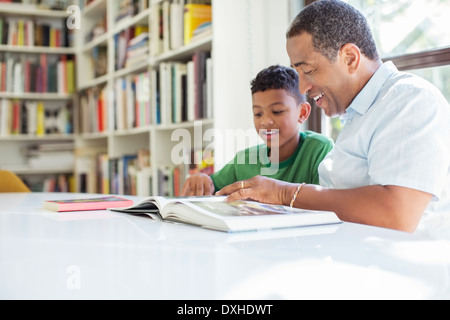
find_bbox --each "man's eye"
[303,69,314,75]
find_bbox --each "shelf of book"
[0,3,77,192]
[0,45,75,55]
[152,34,212,64]
[0,92,73,100]
[0,133,75,141]
[0,5,71,18]
[83,0,107,17]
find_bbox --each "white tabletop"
[1,192,449,300]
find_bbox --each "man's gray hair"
[286,0,379,62]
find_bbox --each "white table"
[1,192,449,300]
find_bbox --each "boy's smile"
[260,129,279,140]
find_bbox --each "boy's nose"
[260,115,274,127]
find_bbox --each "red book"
[40,54,47,93]
[97,95,103,132]
[43,196,134,212]
[12,100,20,134]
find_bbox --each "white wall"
[212,0,297,170]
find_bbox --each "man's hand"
[216,175,296,206]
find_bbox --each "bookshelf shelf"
[83,0,107,17]
[113,60,149,79]
[0,45,75,55]
[155,118,213,131]
[112,8,151,35]
[0,5,71,18]
[82,33,108,52]
[78,74,108,91]
[0,134,74,142]
[0,166,74,175]
[79,132,109,140]
[0,92,74,100]
[153,34,213,63]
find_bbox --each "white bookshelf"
[0,2,77,192]
[0,0,293,194]
[74,0,214,196]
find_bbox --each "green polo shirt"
[210,130,334,191]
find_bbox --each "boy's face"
[252,89,308,162]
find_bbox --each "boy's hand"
[181,173,215,196]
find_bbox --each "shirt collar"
[346,61,398,116]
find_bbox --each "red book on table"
[43,196,133,212]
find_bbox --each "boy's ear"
[298,102,311,124]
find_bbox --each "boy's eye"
[273,110,284,115]
[253,112,262,117]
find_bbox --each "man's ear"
[339,43,361,74]
[298,102,311,124]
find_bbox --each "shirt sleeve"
[210,156,238,192]
[367,82,450,199]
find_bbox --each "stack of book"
[24,141,75,171]
[125,27,149,68]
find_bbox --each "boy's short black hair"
[251,65,306,104]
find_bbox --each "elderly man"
[217,0,450,238]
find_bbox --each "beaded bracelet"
[290,183,306,208]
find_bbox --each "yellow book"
[66,60,75,94]
[134,25,149,37]
[17,20,24,46]
[183,4,211,45]
[50,28,56,47]
[36,102,45,136]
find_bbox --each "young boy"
[181,65,334,196]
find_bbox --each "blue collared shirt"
[318,61,450,238]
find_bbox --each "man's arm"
[217,176,433,232]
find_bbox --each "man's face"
[286,32,355,117]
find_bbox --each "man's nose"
[298,74,313,95]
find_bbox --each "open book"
[110,196,341,232]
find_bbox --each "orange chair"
[0,170,31,192]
